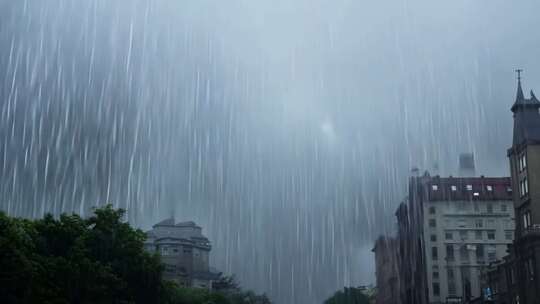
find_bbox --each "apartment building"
[395,174,513,304]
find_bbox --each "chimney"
[459,153,475,177]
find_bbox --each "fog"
[1,0,540,303]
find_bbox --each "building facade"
[145,219,220,289]
[373,236,401,304]
[395,174,514,304]
[485,75,540,304]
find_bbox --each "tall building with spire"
[486,71,540,304]
[508,70,540,236]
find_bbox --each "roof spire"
[516,69,525,101]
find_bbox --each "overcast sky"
[1,0,540,303]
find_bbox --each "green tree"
[0,206,166,304]
[0,206,271,304]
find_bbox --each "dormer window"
[432,185,439,191]
[486,185,493,192]
[466,185,473,191]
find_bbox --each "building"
[395,173,514,304]
[144,218,221,289]
[395,195,427,304]
[372,236,400,304]
[485,72,540,304]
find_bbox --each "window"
[433,271,439,280]
[475,219,483,228]
[448,281,456,296]
[487,245,497,261]
[432,184,439,191]
[486,185,493,192]
[476,244,485,261]
[473,192,480,197]
[520,178,529,197]
[445,232,453,240]
[487,219,495,227]
[523,211,532,229]
[519,153,527,172]
[432,247,438,260]
[475,231,483,240]
[466,184,473,191]
[505,230,513,240]
[429,219,437,228]
[460,230,468,240]
[501,204,507,212]
[429,206,436,214]
[431,234,437,242]
[165,265,176,274]
[474,202,480,212]
[507,220,515,229]
[508,267,516,285]
[488,231,496,240]
[447,268,455,280]
[458,219,466,228]
[433,283,440,296]
[487,204,493,214]
[527,258,535,281]
[451,185,457,191]
[460,245,469,262]
[446,245,455,261]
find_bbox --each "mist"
[1,0,540,303]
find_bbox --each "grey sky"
[1,0,540,303]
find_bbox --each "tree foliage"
[324,287,371,304]
[0,206,270,304]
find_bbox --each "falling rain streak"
[1,0,540,303]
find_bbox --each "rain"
[1,0,540,303]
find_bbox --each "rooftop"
[511,74,540,146]
[418,175,512,202]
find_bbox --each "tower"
[506,70,540,303]
[507,69,540,238]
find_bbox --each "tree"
[0,206,272,304]
[0,206,165,304]
[213,275,240,292]
[324,287,370,304]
